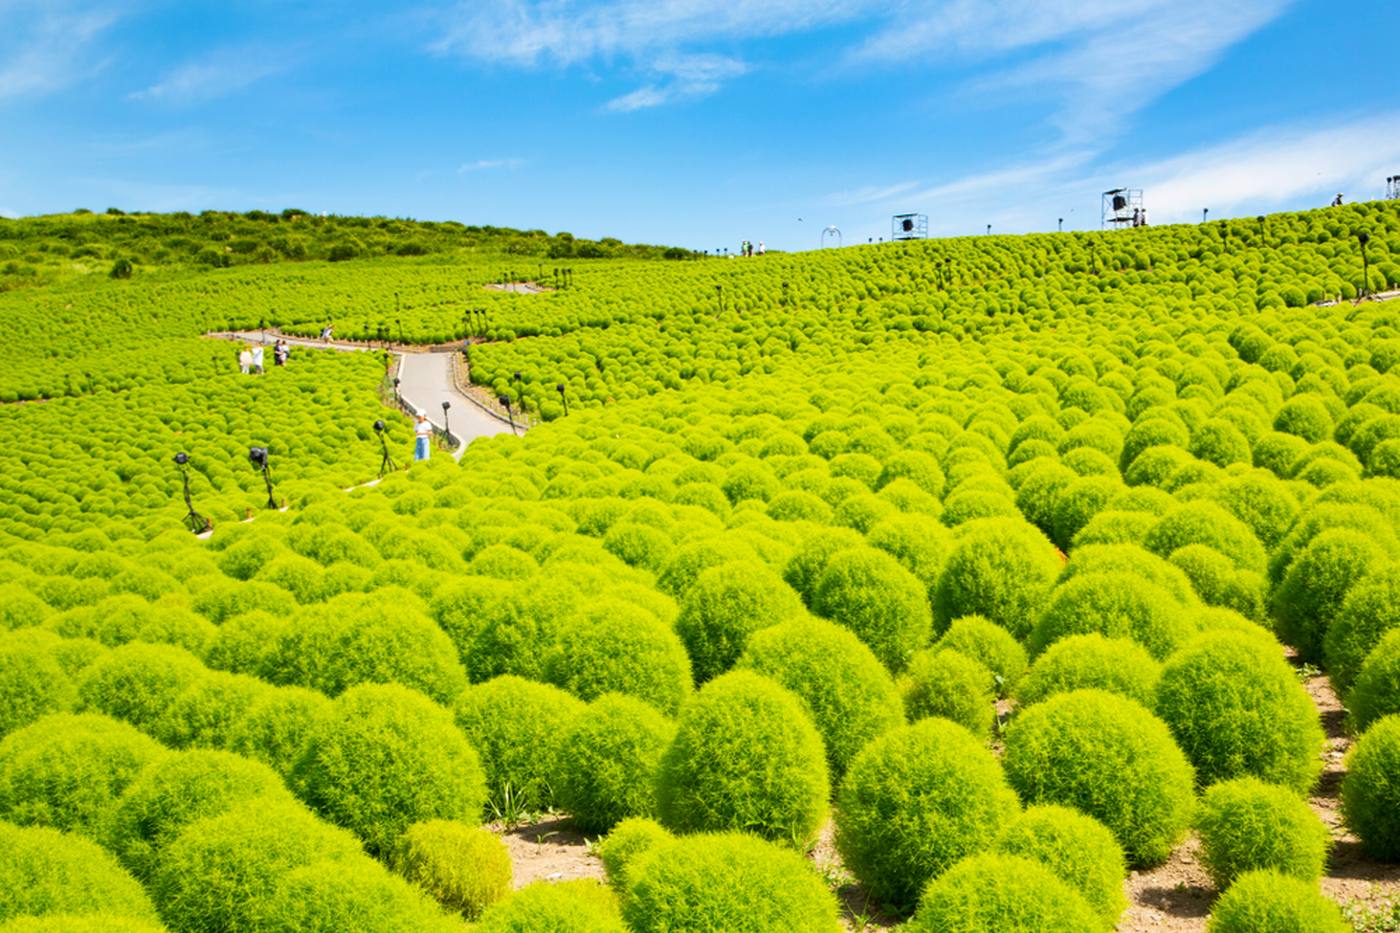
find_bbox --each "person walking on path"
[274,340,287,367]
[414,412,433,461]
[238,346,252,375]
[251,344,265,375]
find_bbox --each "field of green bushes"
[3,200,1400,931]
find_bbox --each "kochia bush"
[994,804,1127,931]
[1349,628,1400,732]
[1195,777,1330,889]
[293,683,487,855]
[259,857,461,933]
[0,821,160,925]
[675,562,804,682]
[1323,571,1400,694]
[934,614,1028,696]
[1017,634,1162,708]
[835,718,1019,910]
[476,880,624,933]
[933,517,1061,639]
[1028,572,1196,660]
[655,670,828,845]
[1154,631,1324,794]
[1205,870,1348,933]
[597,817,673,890]
[1341,713,1400,860]
[554,694,674,832]
[0,712,165,836]
[545,599,692,715]
[737,616,903,780]
[1002,689,1195,866]
[906,853,1098,933]
[622,832,841,933]
[391,819,512,920]
[811,546,932,671]
[901,648,996,736]
[454,675,584,815]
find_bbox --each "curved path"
[212,332,514,460]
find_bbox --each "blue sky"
[2,0,1399,251]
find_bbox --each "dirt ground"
[490,663,1400,931]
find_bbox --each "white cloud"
[130,47,289,104]
[458,158,524,172]
[854,0,1292,146]
[1126,112,1400,223]
[432,0,850,109]
[603,51,747,111]
[824,181,921,208]
[0,1,117,101]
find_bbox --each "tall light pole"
[248,447,277,510]
[173,453,211,534]
[1359,231,1371,298]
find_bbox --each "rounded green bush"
[1028,572,1196,660]
[152,798,363,933]
[544,599,691,715]
[554,694,674,832]
[781,527,866,606]
[454,675,584,815]
[260,856,460,933]
[934,615,1028,697]
[1205,869,1348,933]
[153,669,270,750]
[391,819,512,920]
[0,712,165,835]
[655,670,828,845]
[75,641,205,733]
[1323,572,1400,694]
[103,748,292,881]
[1017,634,1162,707]
[736,616,902,779]
[0,821,159,924]
[1155,631,1324,793]
[1196,777,1330,889]
[622,832,841,933]
[810,546,932,671]
[835,717,1019,909]
[258,591,467,704]
[1350,627,1400,731]
[674,562,804,683]
[1002,689,1195,866]
[1191,419,1253,467]
[1144,501,1266,573]
[933,517,1061,639]
[0,635,76,738]
[205,610,287,674]
[227,685,331,777]
[1272,528,1388,662]
[1169,544,1266,620]
[476,880,624,933]
[293,682,487,855]
[906,853,1098,933]
[1275,396,1335,443]
[1341,713,1400,860]
[866,512,951,597]
[994,804,1127,930]
[597,817,672,890]
[901,648,996,735]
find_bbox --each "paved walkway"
[212,332,515,460]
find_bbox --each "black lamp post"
[392,376,401,403]
[715,284,724,314]
[556,383,569,416]
[173,452,211,534]
[1359,231,1371,298]
[1058,218,1064,233]
[1202,207,1209,224]
[441,400,452,443]
[986,224,992,236]
[396,318,404,343]
[374,420,396,477]
[513,371,526,413]
[1257,216,1267,243]
[499,395,517,434]
[248,446,277,509]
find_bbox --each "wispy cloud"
[129,46,290,104]
[854,0,1292,146]
[603,51,747,111]
[458,158,524,173]
[824,181,921,208]
[0,1,117,101]
[431,0,857,109]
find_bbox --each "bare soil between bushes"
[489,659,1400,930]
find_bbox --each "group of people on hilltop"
[236,339,291,374]
[1131,208,1149,227]
[739,240,765,257]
